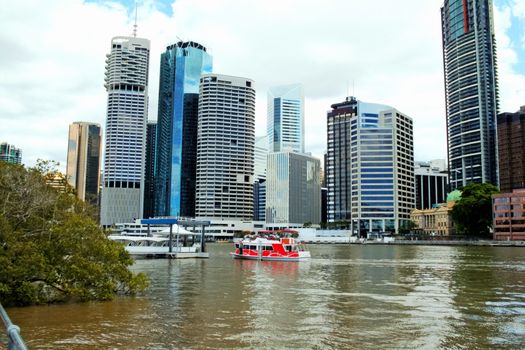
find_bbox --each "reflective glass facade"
[143,121,157,218]
[155,42,212,217]
[441,0,499,189]
[267,84,304,153]
[327,97,414,235]
[266,152,321,225]
[66,122,102,204]
[0,142,22,164]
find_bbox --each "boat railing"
[0,302,27,350]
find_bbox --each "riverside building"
[497,106,525,192]
[155,41,212,217]
[100,35,150,227]
[143,121,157,218]
[441,0,499,189]
[0,142,22,164]
[415,161,448,210]
[266,151,321,226]
[195,74,256,220]
[253,135,268,221]
[66,122,102,204]
[326,97,415,236]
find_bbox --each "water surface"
[6,244,525,349]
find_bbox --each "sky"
[1,0,525,171]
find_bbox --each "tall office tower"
[266,152,321,225]
[143,121,157,218]
[327,97,414,235]
[66,122,102,203]
[195,74,255,219]
[415,161,449,209]
[267,83,304,153]
[497,106,525,192]
[0,142,22,164]
[155,41,212,217]
[441,0,499,189]
[253,135,268,221]
[100,35,150,227]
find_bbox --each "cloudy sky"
[1,0,525,171]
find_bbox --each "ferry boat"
[231,232,310,261]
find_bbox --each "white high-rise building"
[267,84,304,153]
[327,97,415,235]
[195,74,256,220]
[100,36,150,227]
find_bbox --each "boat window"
[235,244,239,248]
[284,245,291,252]
[264,245,273,251]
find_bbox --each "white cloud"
[1,0,524,171]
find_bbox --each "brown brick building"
[493,189,525,241]
[498,106,525,192]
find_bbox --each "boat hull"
[231,251,310,262]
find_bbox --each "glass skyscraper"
[155,41,212,217]
[66,122,102,204]
[441,0,499,188]
[143,121,157,218]
[100,36,150,227]
[327,97,414,236]
[267,84,304,153]
[266,152,321,225]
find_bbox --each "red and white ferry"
[231,231,310,261]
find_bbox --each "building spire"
[132,1,138,37]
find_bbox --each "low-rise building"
[410,190,460,236]
[493,189,525,241]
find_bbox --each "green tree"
[0,161,148,306]
[451,182,499,238]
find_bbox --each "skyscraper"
[253,135,268,221]
[266,152,321,225]
[100,35,150,226]
[497,106,525,192]
[66,122,102,203]
[195,74,255,220]
[155,41,212,217]
[0,142,22,164]
[327,97,414,235]
[267,84,304,153]
[143,121,157,218]
[415,161,449,210]
[441,0,499,189]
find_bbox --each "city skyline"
[1,0,525,170]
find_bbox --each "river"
[5,244,525,349]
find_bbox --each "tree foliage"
[450,182,499,238]
[0,160,148,306]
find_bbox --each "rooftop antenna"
[352,79,355,97]
[132,1,138,37]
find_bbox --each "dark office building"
[415,174,449,210]
[441,0,499,189]
[498,106,525,192]
[143,121,157,218]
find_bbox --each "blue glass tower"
[155,41,212,217]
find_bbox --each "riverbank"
[302,239,525,247]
